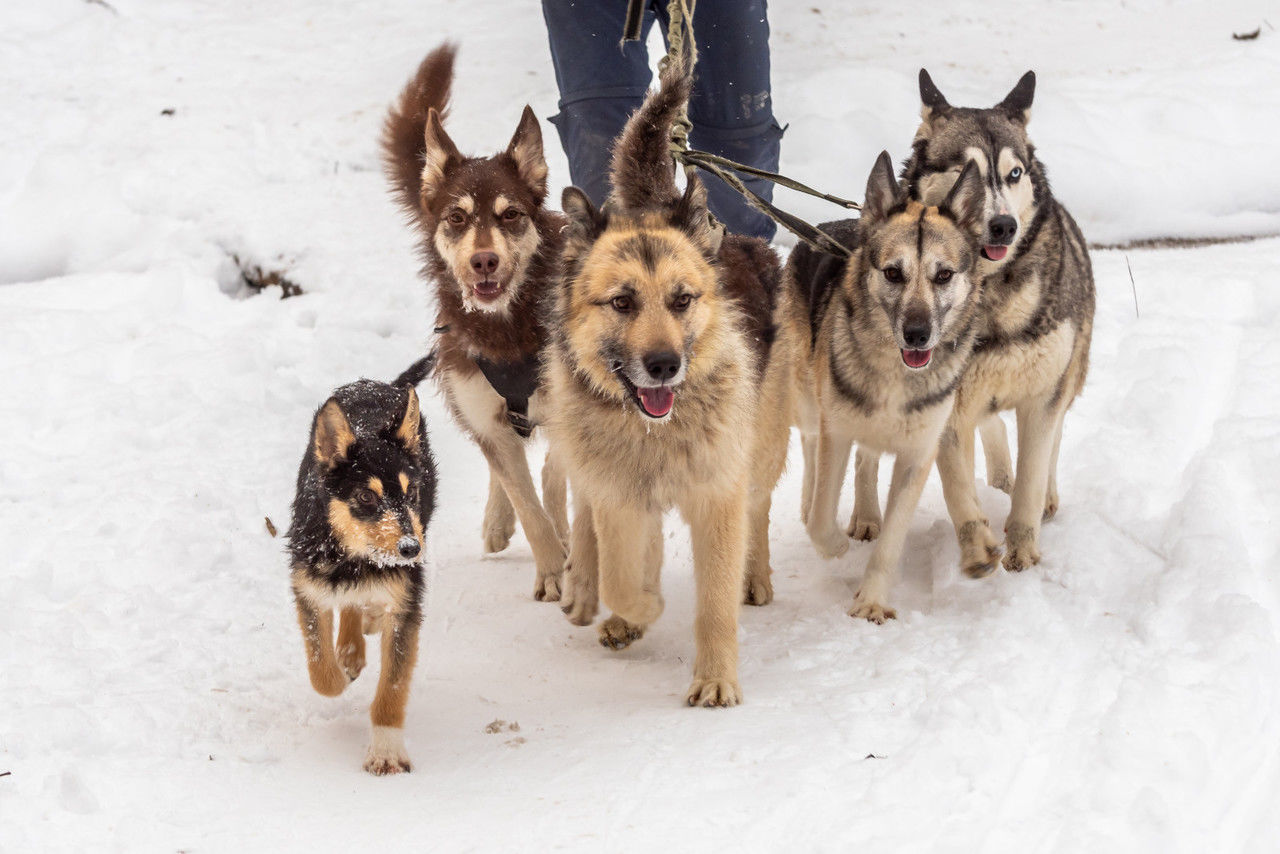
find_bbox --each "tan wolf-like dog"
[383,43,568,601]
[544,53,795,706]
[888,70,1096,576]
[787,152,986,621]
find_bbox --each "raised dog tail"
[608,40,694,213]
[393,350,438,388]
[382,42,457,226]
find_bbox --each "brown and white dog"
[545,51,796,706]
[383,44,568,600]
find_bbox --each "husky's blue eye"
[1009,167,1023,181]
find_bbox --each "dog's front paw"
[808,525,850,559]
[958,520,1004,579]
[743,568,773,606]
[848,516,881,541]
[337,641,365,683]
[363,727,411,776]
[1002,522,1041,572]
[848,591,897,624]
[685,676,742,708]
[560,563,598,626]
[598,615,644,650]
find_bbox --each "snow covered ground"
[3,0,1279,850]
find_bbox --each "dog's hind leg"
[979,414,1015,494]
[594,504,663,648]
[293,594,347,697]
[805,422,854,559]
[848,447,882,541]
[561,492,599,626]
[1003,402,1065,572]
[1043,418,1063,521]
[365,608,421,776]
[482,470,517,554]
[541,449,570,547]
[799,432,817,526]
[479,432,567,601]
[683,487,747,707]
[937,416,1003,578]
[744,404,789,606]
[336,606,366,682]
[849,445,935,623]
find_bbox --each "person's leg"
[682,0,782,240]
[542,0,656,207]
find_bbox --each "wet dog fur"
[288,365,437,775]
[382,43,568,601]
[785,152,987,621]
[544,51,795,706]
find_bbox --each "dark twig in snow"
[1125,254,1140,319]
[1232,27,1261,40]
[265,516,278,537]
[85,0,119,14]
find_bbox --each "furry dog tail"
[608,42,695,212]
[393,350,437,388]
[382,42,457,224]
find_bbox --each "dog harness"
[473,353,541,439]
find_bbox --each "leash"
[621,0,859,257]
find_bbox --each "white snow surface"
[3,0,1280,850]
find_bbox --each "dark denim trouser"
[542,0,782,241]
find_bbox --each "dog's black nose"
[397,537,420,559]
[643,351,682,382]
[470,252,500,275]
[903,321,932,349]
[988,215,1018,245]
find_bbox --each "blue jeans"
[542,0,782,241]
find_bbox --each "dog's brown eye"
[447,210,466,226]
[883,267,904,284]
[355,488,377,508]
[934,269,953,285]
[501,208,522,222]
[611,295,633,313]
[672,293,693,312]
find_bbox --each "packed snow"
[3,0,1279,850]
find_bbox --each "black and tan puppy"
[288,361,437,775]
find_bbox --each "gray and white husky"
[859,69,1096,578]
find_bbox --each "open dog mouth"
[471,278,505,301]
[901,348,932,369]
[613,365,676,419]
[981,245,1009,262]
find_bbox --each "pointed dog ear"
[506,106,548,200]
[395,387,422,454]
[862,151,902,222]
[919,68,951,122]
[314,399,356,468]
[940,160,985,234]
[996,71,1035,124]
[671,175,721,257]
[421,108,463,202]
[562,186,605,248]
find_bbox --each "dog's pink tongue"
[637,387,674,417]
[982,245,1008,262]
[901,348,932,369]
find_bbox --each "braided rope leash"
[621,0,858,257]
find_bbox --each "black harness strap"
[474,353,541,439]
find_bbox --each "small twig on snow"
[1125,254,1140,319]
[85,0,119,15]
[1232,27,1261,40]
